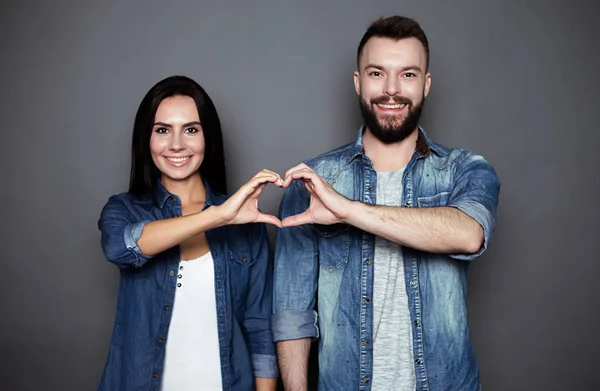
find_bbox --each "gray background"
[1,0,598,390]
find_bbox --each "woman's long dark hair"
[128,75,227,195]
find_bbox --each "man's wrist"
[340,199,360,225]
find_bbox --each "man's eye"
[404,72,416,78]
[370,71,382,77]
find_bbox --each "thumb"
[256,213,282,228]
[281,211,313,227]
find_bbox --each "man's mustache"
[370,96,413,106]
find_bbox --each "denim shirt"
[97,180,278,391]
[272,126,500,391]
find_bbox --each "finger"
[256,169,284,186]
[281,173,296,188]
[290,170,321,187]
[282,168,314,187]
[246,174,282,190]
[255,213,283,228]
[249,183,267,199]
[303,180,316,196]
[281,211,314,227]
[233,176,279,200]
[284,163,311,179]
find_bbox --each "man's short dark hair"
[357,16,429,71]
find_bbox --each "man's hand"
[281,163,351,227]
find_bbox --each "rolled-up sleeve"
[448,152,501,260]
[97,195,152,269]
[244,223,279,378]
[272,180,319,342]
[251,354,278,379]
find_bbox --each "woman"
[97,75,280,391]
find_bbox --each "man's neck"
[363,127,419,172]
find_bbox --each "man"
[272,15,500,391]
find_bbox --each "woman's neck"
[161,174,206,208]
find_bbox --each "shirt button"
[362,338,369,345]
[177,283,182,288]
[414,320,419,327]
[365,298,371,304]
[367,185,373,191]
[171,197,177,203]
[173,213,180,217]
[153,373,159,378]
[158,338,164,344]
[178,274,182,279]
[242,257,248,263]
[363,376,369,383]
[164,305,169,311]
[169,270,175,276]
[416,359,422,365]
[365,259,372,265]
[409,280,415,286]
[179,265,184,270]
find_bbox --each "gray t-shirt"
[372,167,416,391]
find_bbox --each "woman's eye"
[155,127,169,134]
[185,127,199,133]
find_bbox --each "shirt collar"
[345,124,445,164]
[153,177,220,209]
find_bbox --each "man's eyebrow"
[364,64,423,73]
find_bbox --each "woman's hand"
[217,169,284,227]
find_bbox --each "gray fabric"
[372,167,416,391]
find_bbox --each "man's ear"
[424,72,432,98]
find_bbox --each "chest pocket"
[228,249,256,301]
[417,191,451,207]
[311,223,350,272]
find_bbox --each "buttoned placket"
[403,154,429,391]
[151,194,183,385]
[359,159,377,390]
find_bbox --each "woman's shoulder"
[99,191,157,221]
[103,191,155,207]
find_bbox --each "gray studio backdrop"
[1,1,599,390]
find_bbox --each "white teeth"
[378,103,406,109]
[167,157,190,163]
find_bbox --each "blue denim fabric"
[97,180,278,391]
[272,126,500,391]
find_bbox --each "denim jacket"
[272,126,500,391]
[97,180,278,391]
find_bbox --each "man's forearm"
[276,338,311,391]
[344,202,483,254]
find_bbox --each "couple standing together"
[97,15,500,391]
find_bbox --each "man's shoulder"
[302,140,356,171]
[425,137,493,169]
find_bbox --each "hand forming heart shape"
[217,164,352,228]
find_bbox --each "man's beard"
[359,94,425,144]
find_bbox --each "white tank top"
[160,252,222,391]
